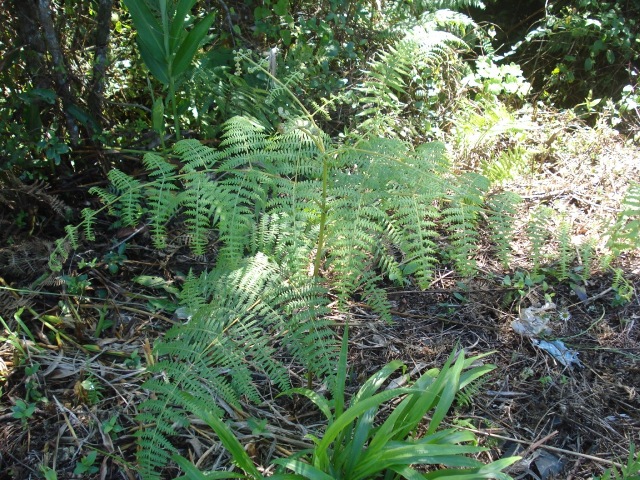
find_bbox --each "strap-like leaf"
[427,352,465,435]
[272,458,334,480]
[172,12,215,78]
[351,359,405,405]
[172,454,245,479]
[122,0,164,61]
[170,0,198,51]
[314,388,416,469]
[196,407,263,478]
[138,41,170,84]
[282,388,333,422]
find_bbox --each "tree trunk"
[36,0,80,145]
[89,0,114,134]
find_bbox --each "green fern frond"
[577,238,595,281]
[145,183,179,250]
[81,208,97,242]
[137,252,337,478]
[428,0,487,11]
[607,182,640,254]
[173,138,222,169]
[106,169,144,227]
[556,220,574,281]
[486,191,521,268]
[178,170,215,255]
[140,152,180,249]
[357,12,470,137]
[65,224,80,250]
[88,186,119,216]
[420,8,482,40]
[528,206,554,272]
[481,147,528,185]
[48,237,71,272]
[143,152,178,177]
[219,116,270,159]
[251,212,316,278]
[443,172,490,277]
[387,194,440,287]
[611,267,635,304]
[360,270,393,321]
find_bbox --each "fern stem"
[313,152,329,278]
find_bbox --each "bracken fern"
[54,90,523,479]
[486,191,522,268]
[607,182,640,254]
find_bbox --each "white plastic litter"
[511,302,582,368]
[531,339,582,368]
[511,303,555,337]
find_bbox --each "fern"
[48,237,71,272]
[481,147,528,185]
[428,0,488,10]
[577,238,595,281]
[357,12,470,138]
[177,169,215,255]
[611,267,635,305]
[607,182,640,254]
[137,252,335,478]
[105,169,144,227]
[64,224,80,250]
[71,107,527,478]
[527,206,554,273]
[81,208,97,242]
[556,220,574,281]
[443,172,490,277]
[486,191,521,268]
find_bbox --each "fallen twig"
[464,427,625,468]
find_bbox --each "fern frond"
[178,170,215,255]
[556,220,574,281]
[173,139,222,169]
[527,206,554,272]
[428,0,487,10]
[607,182,640,254]
[251,212,316,278]
[611,267,635,303]
[219,116,270,160]
[81,208,97,242]
[577,238,595,281]
[213,173,272,268]
[486,191,521,268]
[137,252,337,478]
[143,152,178,177]
[48,237,71,272]
[65,224,80,249]
[387,194,440,287]
[144,180,179,250]
[357,12,470,138]
[481,147,528,185]
[106,169,144,227]
[443,172,490,277]
[88,186,119,216]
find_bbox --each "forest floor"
[0,114,639,479]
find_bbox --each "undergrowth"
[40,18,640,480]
[49,64,525,477]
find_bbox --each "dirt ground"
[0,117,639,479]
